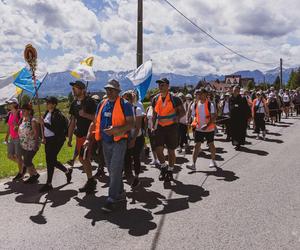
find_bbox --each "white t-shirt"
[283,94,290,103]
[44,112,55,137]
[131,105,143,138]
[192,101,215,132]
[179,102,189,124]
[255,99,265,114]
[223,101,230,114]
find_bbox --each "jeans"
[102,139,127,201]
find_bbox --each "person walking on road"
[5,98,24,181]
[187,88,217,171]
[152,78,185,182]
[68,81,97,193]
[85,79,134,213]
[18,103,40,184]
[252,92,269,140]
[229,85,251,150]
[39,97,72,192]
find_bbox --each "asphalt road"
[0,117,299,250]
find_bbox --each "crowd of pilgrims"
[4,78,300,212]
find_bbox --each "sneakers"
[149,159,159,166]
[24,174,40,184]
[159,167,167,181]
[101,201,115,213]
[79,178,97,193]
[164,171,173,182]
[187,164,196,171]
[39,184,53,193]
[65,168,73,183]
[131,176,140,189]
[12,172,24,181]
[94,168,105,178]
[209,160,217,168]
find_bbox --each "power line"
[162,0,278,66]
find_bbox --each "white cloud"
[0,0,299,76]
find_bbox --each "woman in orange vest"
[187,88,217,171]
[84,79,134,213]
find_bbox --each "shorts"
[76,136,94,160]
[194,131,215,144]
[154,124,179,150]
[8,138,21,158]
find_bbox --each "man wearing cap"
[187,88,217,170]
[68,80,97,193]
[5,98,24,181]
[229,85,251,150]
[152,78,185,182]
[85,79,134,212]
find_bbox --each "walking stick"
[24,44,45,141]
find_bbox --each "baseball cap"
[156,78,170,85]
[104,79,121,91]
[185,94,192,99]
[45,96,58,105]
[70,80,86,89]
[6,97,19,104]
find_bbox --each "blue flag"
[13,68,42,96]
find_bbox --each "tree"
[246,80,255,91]
[68,92,74,106]
[273,76,281,90]
[21,94,31,106]
[287,68,300,89]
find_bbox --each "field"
[0,100,151,179]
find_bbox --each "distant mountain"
[38,67,298,97]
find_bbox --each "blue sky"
[0,0,299,75]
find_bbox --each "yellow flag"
[81,57,94,67]
[16,87,23,95]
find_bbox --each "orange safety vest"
[94,96,128,142]
[154,92,177,127]
[191,100,215,131]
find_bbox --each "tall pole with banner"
[24,44,44,140]
[137,0,143,68]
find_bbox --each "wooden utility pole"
[137,0,143,68]
[280,58,283,89]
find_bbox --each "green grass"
[0,129,75,179]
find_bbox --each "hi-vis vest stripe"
[95,96,128,142]
[154,93,176,127]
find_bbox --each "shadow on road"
[1,181,78,224]
[74,195,157,236]
[264,138,284,144]
[239,146,269,156]
[197,167,239,182]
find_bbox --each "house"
[225,75,255,89]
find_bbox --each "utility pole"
[137,0,143,68]
[280,58,283,89]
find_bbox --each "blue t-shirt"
[96,99,133,143]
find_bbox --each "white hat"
[185,94,192,99]
[6,97,19,104]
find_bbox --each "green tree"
[246,80,255,91]
[68,92,74,106]
[21,94,31,105]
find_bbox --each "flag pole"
[24,44,45,141]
